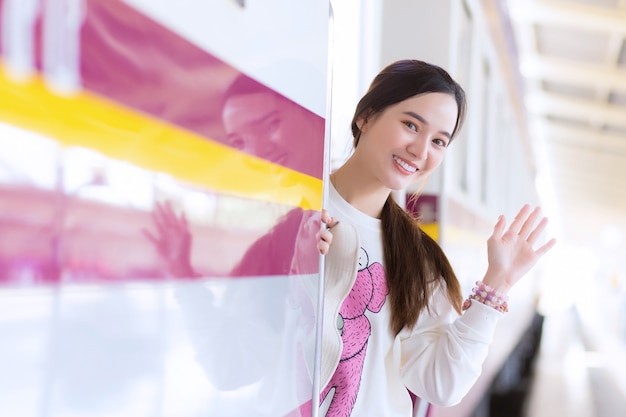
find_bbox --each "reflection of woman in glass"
[145,72,329,279]
[144,200,324,278]
[142,72,335,414]
[142,207,333,414]
[222,74,325,179]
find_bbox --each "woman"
[314,59,556,416]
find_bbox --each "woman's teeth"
[393,155,417,173]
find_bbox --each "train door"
[0,0,330,415]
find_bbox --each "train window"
[480,59,491,205]
[453,0,474,194]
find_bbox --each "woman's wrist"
[481,268,513,294]
[462,281,509,313]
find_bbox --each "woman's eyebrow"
[402,111,452,139]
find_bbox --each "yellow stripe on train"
[0,67,322,211]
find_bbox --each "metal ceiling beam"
[505,0,626,252]
[548,173,623,193]
[520,55,626,93]
[509,0,626,34]
[537,121,626,152]
[525,91,626,129]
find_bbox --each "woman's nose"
[407,137,429,160]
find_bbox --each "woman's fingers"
[526,216,549,245]
[318,227,333,255]
[518,206,542,239]
[318,209,338,255]
[492,214,505,234]
[505,204,531,236]
[502,204,550,241]
[535,237,557,257]
[318,240,330,255]
[493,204,555,249]
[500,204,557,255]
[321,209,339,230]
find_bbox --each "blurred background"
[0,0,624,416]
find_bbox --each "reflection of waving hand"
[483,204,556,293]
[143,201,197,278]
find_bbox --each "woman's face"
[354,92,458,191]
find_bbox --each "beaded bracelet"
[462,281,509,313]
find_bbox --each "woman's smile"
[392,155,418,174]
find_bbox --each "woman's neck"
[330,162,391,219]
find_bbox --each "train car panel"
[0,0,330,416]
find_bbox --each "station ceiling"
[504,0,626,265]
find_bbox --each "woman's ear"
[356,117,368,133]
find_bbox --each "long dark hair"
[351,60,467,335]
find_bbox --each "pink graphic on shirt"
[320,248,388,416]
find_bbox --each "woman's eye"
[404,121,417,131]
[433,138,448,147]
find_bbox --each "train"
[0,1,546,416]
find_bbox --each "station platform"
[523,305,626,417]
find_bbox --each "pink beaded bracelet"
[462,281,509,313]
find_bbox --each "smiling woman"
[354,93,456,187]
[311,59,556,417]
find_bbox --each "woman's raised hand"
[482,204,557,293]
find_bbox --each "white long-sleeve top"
[319,184,502,417]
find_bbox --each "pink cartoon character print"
[320,248,388,416]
